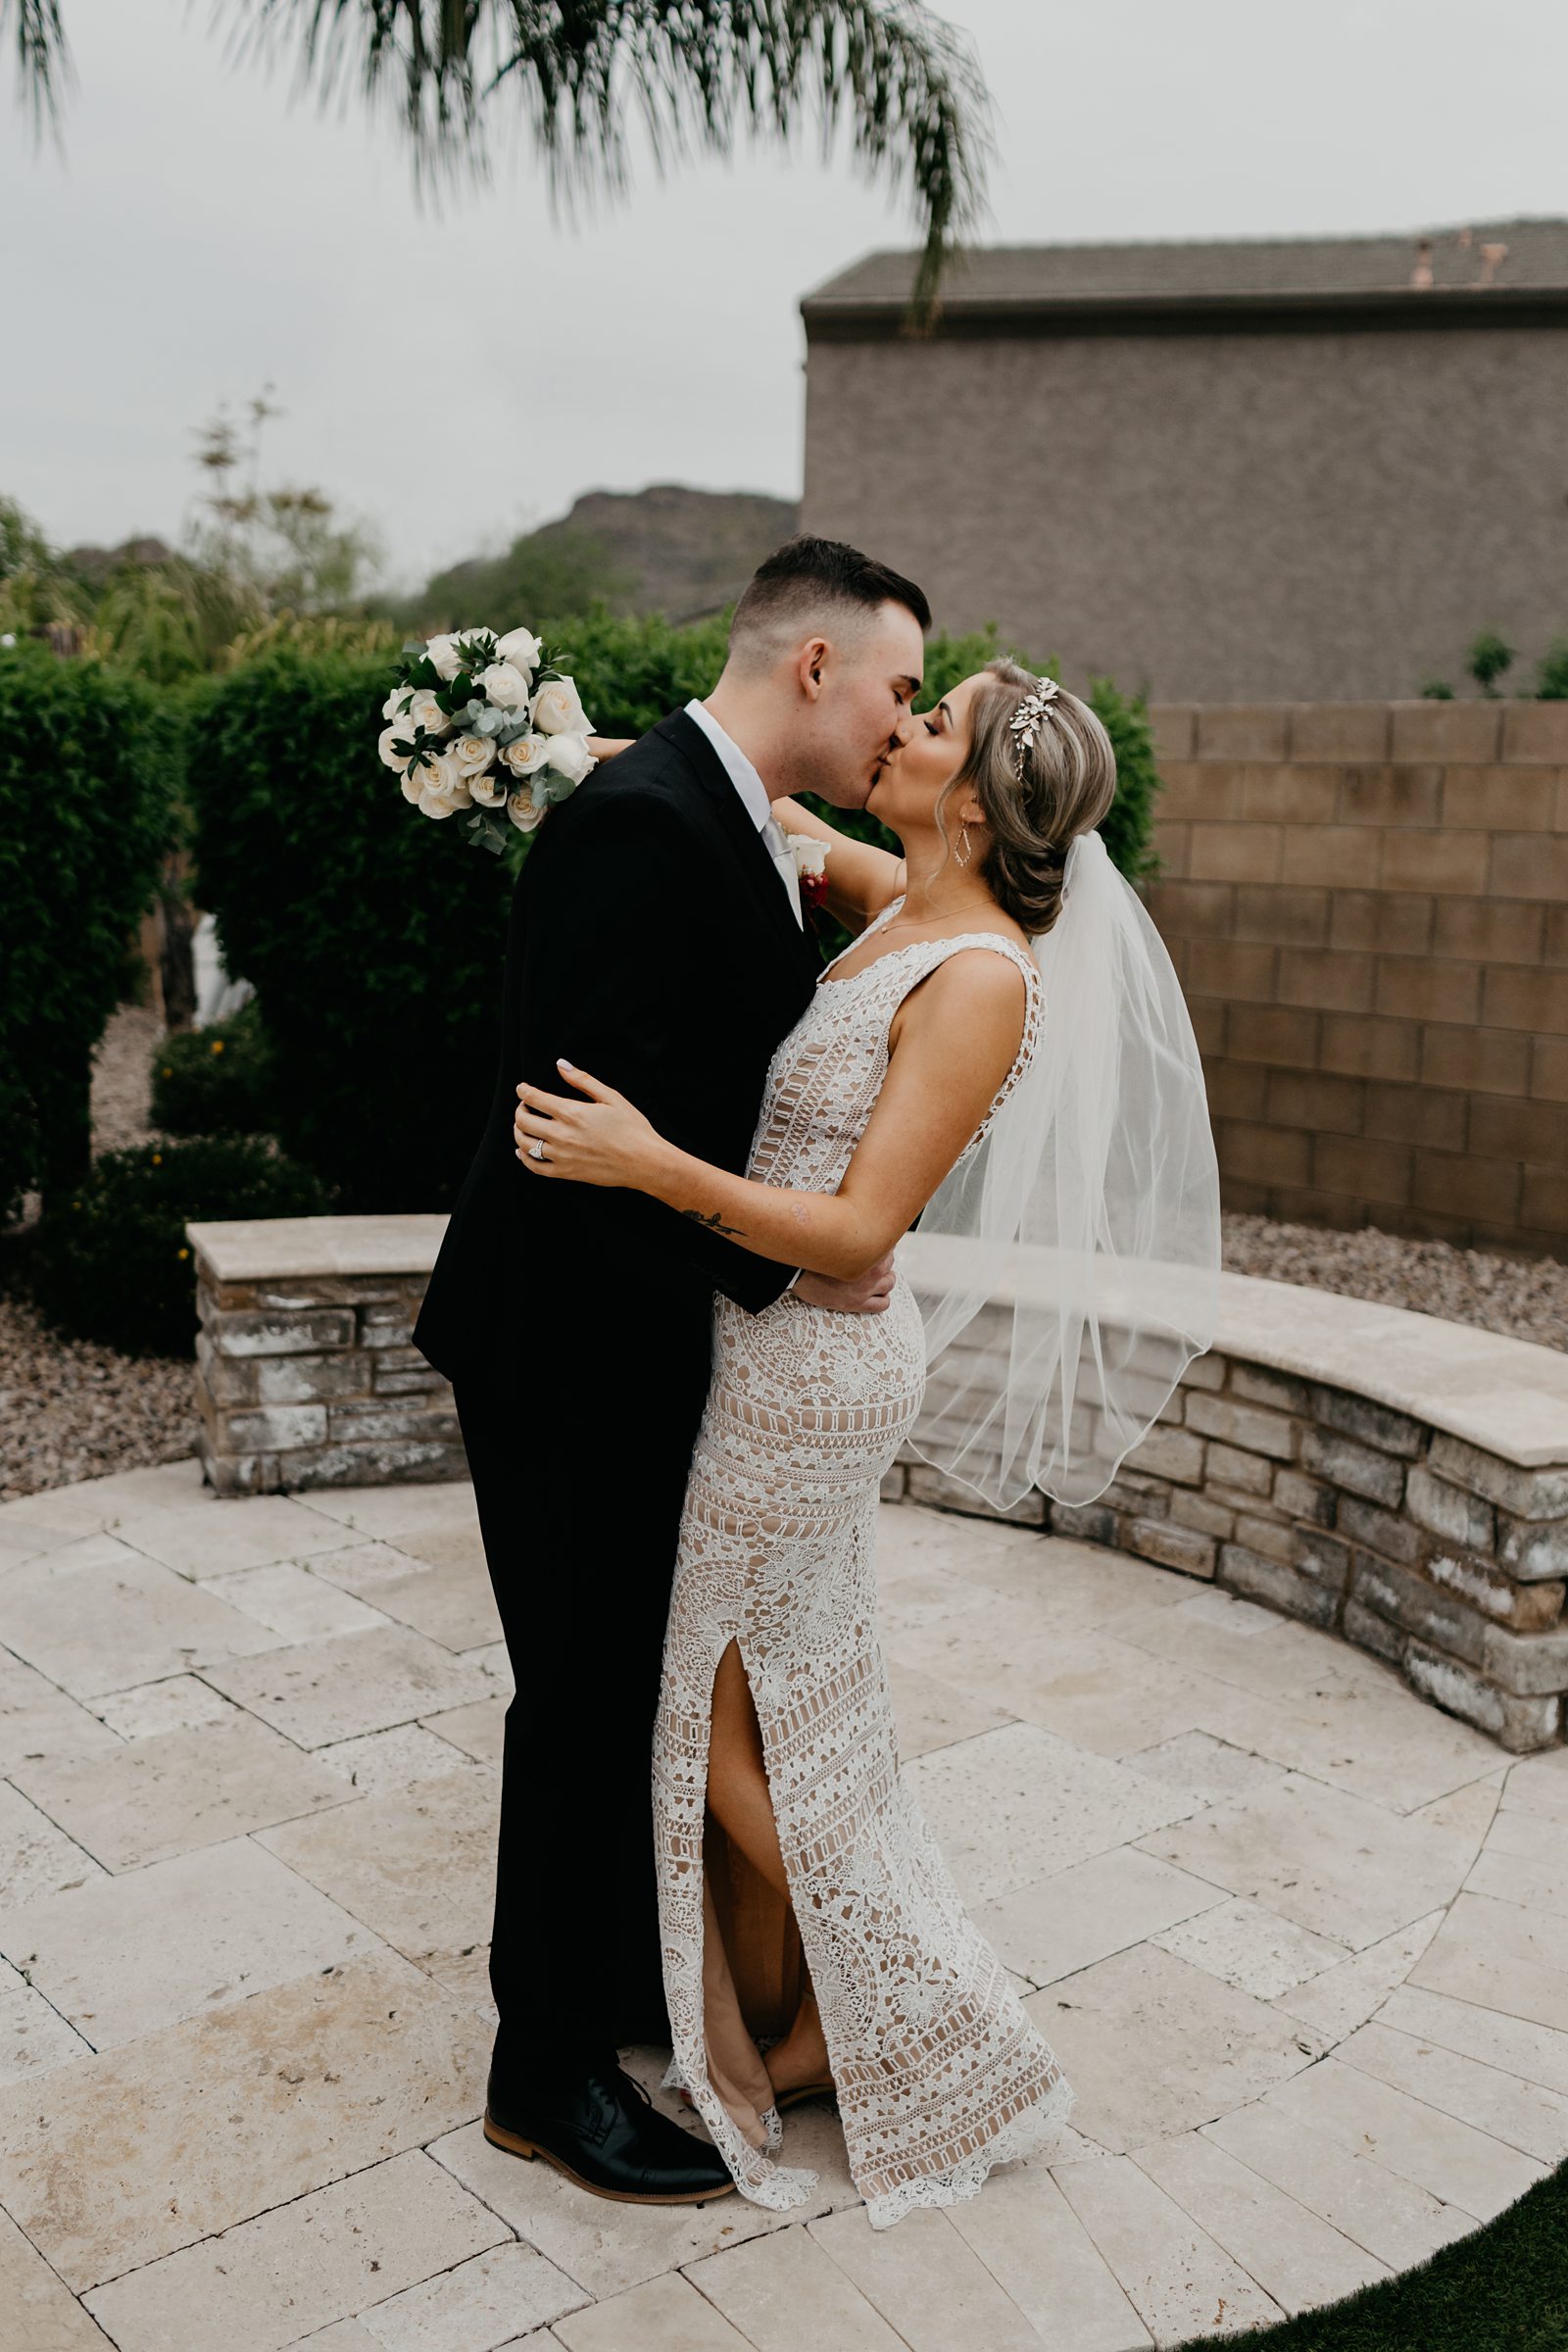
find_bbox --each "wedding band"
[527,1140,546,1162]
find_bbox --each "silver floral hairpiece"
[1007,676,1061,777]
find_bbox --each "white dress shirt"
[683,696,807,1296]
[683,698,803,925]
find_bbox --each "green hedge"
[30,1136,329,1357]
[187,649,517,1209]
[0,645,179,1220]
[186,619,1163,1212]
[149,1002,278,1138]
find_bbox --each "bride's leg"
[708,1638,830,2097]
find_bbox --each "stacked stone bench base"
[187,1216,1568,1758]
[189,1217,466,1498]
[891,1347,1567,1754]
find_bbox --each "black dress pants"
[452,1296,712,2090]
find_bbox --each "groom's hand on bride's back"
[794,1250,897,1314]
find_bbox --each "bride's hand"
[514,1061,662,1189]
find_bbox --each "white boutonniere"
[784,832,831,909]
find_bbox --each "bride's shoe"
[771,2078,836,2112]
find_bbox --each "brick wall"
[1145,700,1568,1252]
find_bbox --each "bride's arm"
[514,952,1026,1280]
[768,798,904,936]
[586,735,636,760]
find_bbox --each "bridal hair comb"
[1007,676,1062,778]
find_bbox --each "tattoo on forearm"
[683,1207,746,1237]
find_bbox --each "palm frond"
[219,1,990,321]
[4,0,71,131]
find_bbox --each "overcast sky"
[7,0,1567,591]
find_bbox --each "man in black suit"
[414,537,931,2203]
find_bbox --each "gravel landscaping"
[2,1004,1564,1501]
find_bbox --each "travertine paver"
[0,1467,1562,2349]
[9,1710,348,1870]
[0,1946,490,2290]
[81,2147,509,2352]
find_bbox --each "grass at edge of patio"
[1174,2158,1568,2352]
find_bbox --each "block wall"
[1145,700,1568,1252]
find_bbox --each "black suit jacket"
[414,711,824,1386]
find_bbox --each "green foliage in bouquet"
[187,649,515,1209]
[149,1003,278,1139]
[0,642,180,1222]
[29,1136,329,1358]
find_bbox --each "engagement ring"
[528,1140,546,1162]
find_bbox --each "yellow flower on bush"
[212,1039,225,1055]
[152,1152,163,1165]
[177,1246,190,1259]
[161,1065,172,1078]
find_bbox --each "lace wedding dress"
[653,897,1075,2229]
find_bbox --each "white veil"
[902,826,1221,1511]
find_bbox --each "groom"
[415,536,931,2203]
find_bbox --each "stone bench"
[187,1214,1568,1754]
[187,1215,464,1498]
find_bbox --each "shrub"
[30,1136,329,1357]
[149,1002,278,1138]
[548,609,732,735]
[1539,641,1568,700]
[1467,629,1514,696]
[0,644,180,1222]
[187,649,517,1209]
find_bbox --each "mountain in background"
[413,483,801,632]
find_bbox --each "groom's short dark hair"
[729,535,931,668]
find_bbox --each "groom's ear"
[796,636,831,702]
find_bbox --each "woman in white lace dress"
[513,662,1117,2227]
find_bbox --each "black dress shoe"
[483,2062,736,2205]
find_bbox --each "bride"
[512,660,1212,2226]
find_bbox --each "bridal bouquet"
[378,625,598,854]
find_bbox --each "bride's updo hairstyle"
[940,659,1118,937]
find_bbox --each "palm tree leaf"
[218,1,990,321]
[4,0,71,129]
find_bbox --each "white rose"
[786,833,830,879]
[381,687,413,722]
[477,661,529,710]
[415,751,472,819]
[468,766,508,808]
[378,723,412,771]
[406,688,450,738]
[500,734,550,778]
[531,675,592,735]
[542,731,596,785]
[451,732,496,776]
[421,634,465,682]
[494,626,541,677]
[507,787,546,834]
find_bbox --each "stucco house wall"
[801,225,1568,704]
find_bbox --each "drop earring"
[956,821,972,868]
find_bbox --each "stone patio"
[2,1465,1565,2352]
